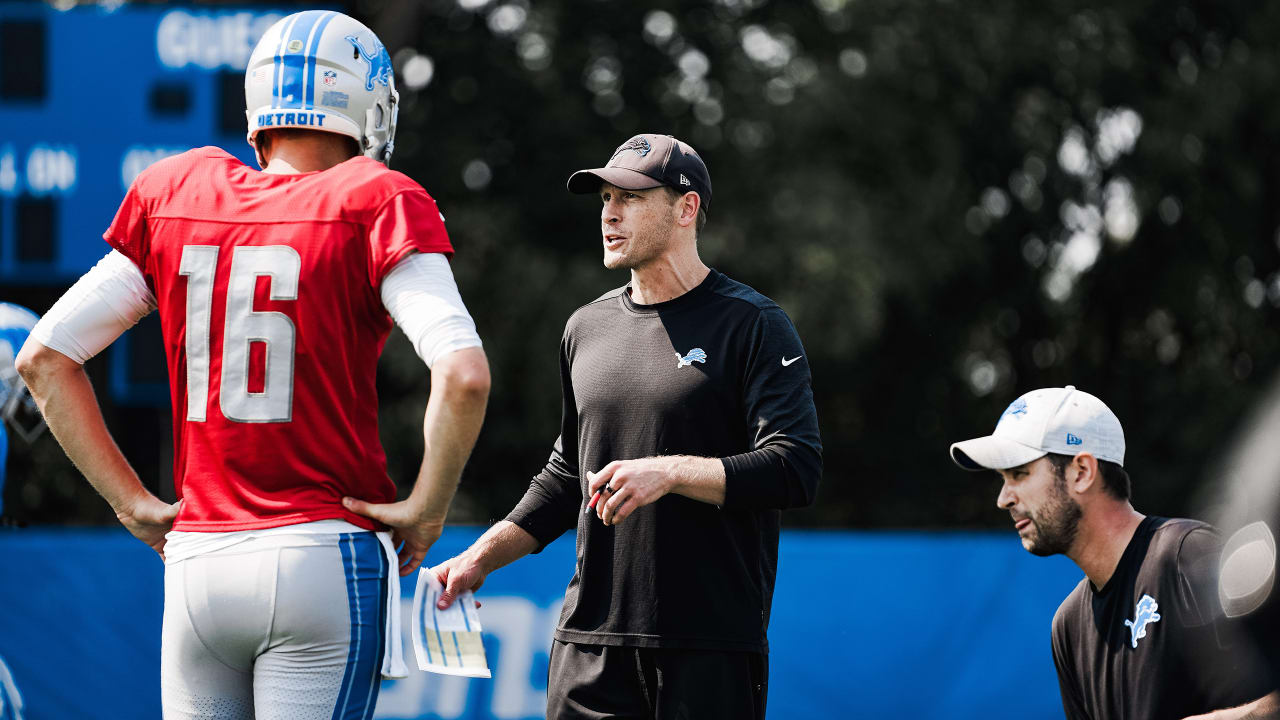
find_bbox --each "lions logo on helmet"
[346,35,393,92]
[244,11,400,165]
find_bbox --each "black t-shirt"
[505,269,823,652]
[1051,516,1272,719]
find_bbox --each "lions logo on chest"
[676,348,707,368]
[1124,594,1161,649]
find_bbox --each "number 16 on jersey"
[179,244,300,424]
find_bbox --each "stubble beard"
[1024,473,1083,557]
[603,212,676,271]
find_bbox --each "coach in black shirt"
[950,386,1276,720]
[430,133,822,719]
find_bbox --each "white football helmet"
[245,11,399,164]
[0,302,44,444]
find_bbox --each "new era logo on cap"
[566,133,713,210]
[949,386,1126,471]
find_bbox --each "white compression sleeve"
[380,253,482,368]
[30,250,157,364]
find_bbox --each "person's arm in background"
[1180,693,1280,720]
[16,251,180,558]
[429,520,540,608]
[432,327,583,608]
[344,252,490,576]
[589,305,822,526]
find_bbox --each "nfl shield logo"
[322,70,338,86]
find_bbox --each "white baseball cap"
[950,385,1126,471]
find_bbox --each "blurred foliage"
[5,0,1280,530]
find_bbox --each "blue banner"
[0,528,1080,719]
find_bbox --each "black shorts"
[546,640,768,720]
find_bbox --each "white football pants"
[161,531,388,720]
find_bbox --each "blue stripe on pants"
[332,533,387,720]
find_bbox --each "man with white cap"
[951,386,1276,720]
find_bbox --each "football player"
[16,11,489,719]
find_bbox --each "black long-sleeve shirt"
[506,269,822,652]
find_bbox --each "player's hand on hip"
[342,496,444,576]
[117,495,182,561]
[429,554,488,610]
[588,458,675,527]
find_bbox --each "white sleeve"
[380,252,482,368]
[30,250,157,365]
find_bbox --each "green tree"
[8,0,1278,531]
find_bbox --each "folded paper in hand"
[410,568,492,678]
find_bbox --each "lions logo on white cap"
[951,386,1126,471]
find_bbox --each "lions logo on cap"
[1002,397,1028,420]
[614,136,652,159]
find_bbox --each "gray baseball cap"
[567,134,712,209]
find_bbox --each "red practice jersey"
[106,147,453,532]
